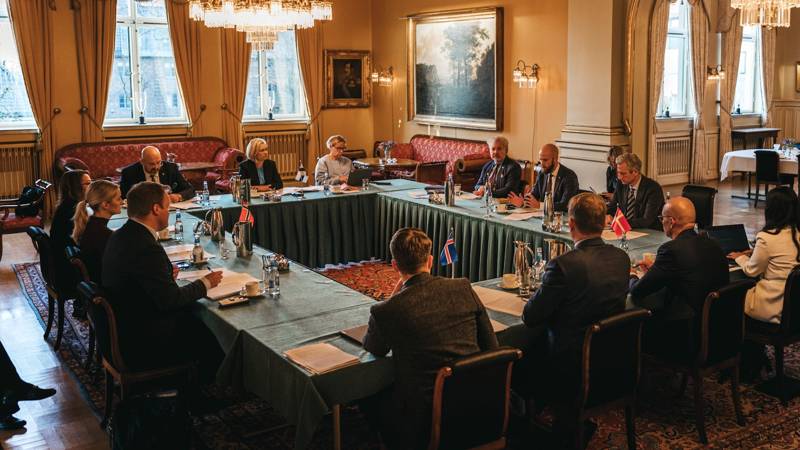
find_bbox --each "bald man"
[509,143,578,212]
[119,146,194,201]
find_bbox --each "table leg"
[333,404,342,450]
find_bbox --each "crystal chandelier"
[188,1,333,50]
[731,0,800,28]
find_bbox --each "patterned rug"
[14,261,800,449]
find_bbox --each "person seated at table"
[102,182,224,381]
[605,152,664,230]
[629,197,729,358]
[472,136,521,198]
[239,138,283,192]
[314,135,354,186]
[361,227,498,449]
[603,146,625,200]
[508,143,578,212]
[120,146,194,201]
[1,339,56,430]
[72,180,122,283]
[517,193,630,439]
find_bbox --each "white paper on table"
[473,286,526,317]
[601,230,648,241]
[170,199,201,210]
[408,190,429,199]
[457,192,480,200]
[177,268,237,281]
[205,271,259,300]
[504,212,540,221]
[281,186,324,195]
[164,244,217,262]
[490,319,509,332]
[284,342,360,375]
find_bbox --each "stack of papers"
[408,190,430,199]
[601,230,648,241]
[458,192,480,200]
[284,342,360,374]
[170,199,201,210]
[504,212,541,221]
[164,244,217,262]
[205,271,259,300]
[473,286,527,317]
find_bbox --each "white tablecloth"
[719,149,799,181]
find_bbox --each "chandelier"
[731,0,800,28]
[188,1,333,50]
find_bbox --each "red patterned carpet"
[316,260,400,300]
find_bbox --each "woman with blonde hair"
[72,180,122,282]
[239,138,283,191]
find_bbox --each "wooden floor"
[0,178,767,449]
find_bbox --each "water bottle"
[174,210,183,241]
[191,233,204,263]
[261,255,270,291]
[202,181,210,206]
[271,258,280,298]
[324,184,331,196]
[533,247,545,286]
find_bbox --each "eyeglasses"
[657,215,674,221]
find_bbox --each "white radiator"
[0,142,39,198]
[244,130,308,179]
[654,135,691,185]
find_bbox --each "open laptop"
[347,169,372,187]
[706,224,750,266]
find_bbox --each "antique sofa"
[54,136,244,192]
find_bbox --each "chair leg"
[102,369,113,429]
[44,293,55,342]
[731,362,745,426]
[755,344,800,406]
[692,371,708,444]
[754,183,760,207]
[625,404,637,450]
[85,325,95,370]
[54,298,65,350]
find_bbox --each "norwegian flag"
[611,207,631,237]
[239,206,255,225]
[439,229,458,266]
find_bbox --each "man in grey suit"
[362,228,498,449]
[606,152,665,230]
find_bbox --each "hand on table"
[508,186,538,209]
[203,270,223,288]
[255,185,272,192]
[169,193,183,203]
[172,264,180,280]
[473,187,485,198]
[728,250,752,260]
[338,175,348,183]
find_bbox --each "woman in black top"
[604,146,625,200]
[50,170,91,311]
[72,180,122,283]
[239,138,283,191]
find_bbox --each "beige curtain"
[166,0,206,136]
[296,26,324,162]
[688,0,708,183]
[647,0,671,178]
[72,0,116,142]
[719,2,743,157]
[761,26,776,128]
[220,29,251,149]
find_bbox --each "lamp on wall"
[512,60,539,88]
[707,65,726,81]
[371,66,394,87]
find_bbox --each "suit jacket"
[607,175,665,230]
[120,161,194,200]
[630,229,729,320]
[474,157,522,198]
[102,220,207,367]
[78,216,112,283]
[531,164,579,212]
[363,273,498,447]
[238,159,283,189]
[50,199,78,295]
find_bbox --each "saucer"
[498,281,520,290]
[239,289,266,298]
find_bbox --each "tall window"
[105,0,186,124]
[0,0,35,129]
[244,32,307,121]
[659,2,694,118]
[733,26,763,114]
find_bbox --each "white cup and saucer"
[240,281,264,298]
[498,273,519,290]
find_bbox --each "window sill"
[103,121,190,130]
[0,128,39,144]
[243,120,309,133]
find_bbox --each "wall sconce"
[371,66,394,87]
[512,60,539,88]
[707,65,725,81]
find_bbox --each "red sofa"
[54,136,244,191]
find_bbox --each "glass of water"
[454,184,462,196]
[362,178,369,190]
[323,184,331,196]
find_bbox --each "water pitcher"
[230,175,242,203]
[513,241,535,297]
[542,192,554,231]
[444,174,456,207]
[232,221,253,257]
[543,238,571,261]
[240,179,252,205]
[205,208,225,242]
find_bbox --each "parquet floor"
[0,178,768,449]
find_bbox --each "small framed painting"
[324,50,371,108]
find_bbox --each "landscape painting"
[408,8,503,131]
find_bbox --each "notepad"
[601,230,648,241]
[284,342,360,375]
[340,324,369,345]
[473,286,527,317]
[490,319,509,332]
[205,271,259,300]
[164,244,217,263]
[170,199,201,210]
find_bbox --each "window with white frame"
[105,0,186,125]
[244,32,307,121]
[0,0,35,129]
[658,1,694,118]
[733,26,763,115]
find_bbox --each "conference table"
[719,148,799,199]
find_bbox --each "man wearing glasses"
[315,135,354,186]
[120,146,194,201]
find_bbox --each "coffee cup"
[157,228,171,240]
[496,204,507,213]
[502,273,516,287]
[642,252,656,265]
[245,281,260,296]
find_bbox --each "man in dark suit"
[472,136,521,198]
[362,228,498,449]
[102,182,223,379]
[518,193,630,435]
[120,146,194,201]
[605,152,664,230]
[509,143,579,212]
[630,196,729,356]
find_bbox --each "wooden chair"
[427,347,522,450]
[746,265,800,406]
[575,308,652,450]
[0,179,52,262]
[26,226,70,350]
[645,279,755,444]
[754,151,794,207]
[66,245,99,370]
[76,281,196,428]
[681,184,717,229]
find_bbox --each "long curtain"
[688,0,708,183]
[166,0,206,136]
[72,0,116,142]
[719,1,743,157]
[647,0,671,178]
[761,26,776,128]
[296,26,324,163]
[220,29,251,149]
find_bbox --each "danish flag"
[611,208,631,237]
[239,206,255,225]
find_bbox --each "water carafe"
[240,179,252,205]
[232,221,253,257]
[543,238,571,261]
[513,241,535,297]
[444,174,456,207]
[230,175,242,203]
[542,192,554,231]
[205,208,225,242]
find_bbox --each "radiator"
[0,142,39,199]
[244,130,308,179]
[655,135,691,184]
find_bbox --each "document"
[504,212,541,221]
[284,342,360,375]
[473,286,527,317]
[281,186,324,195]
[164,244,217,263]
[170,199,201,210]
[408,190,430,199]
[490,319,509,332]
[205,271,259,300]
[601,230,648,241]
[457,192,480,200]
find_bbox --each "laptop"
[706,224,750,266]
[347,169,372,187]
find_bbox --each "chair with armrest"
[27,226,72,350]
[754,151,794,207]
[681,184,717,229]
[208,148,245,193]
[66,245,99,370]
[0,179,52,262]
[746,265,800,405]
[427,347,522,450]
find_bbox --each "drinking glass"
[454,184,462,196]
[553,212,563,233]
[362,178,369,190]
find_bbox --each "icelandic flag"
[611,208,632,237]
[439,230,458,266]
[239,206,255,225]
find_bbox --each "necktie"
[150,174,156,182]
[626,186,637,217]
[487,163,500,187]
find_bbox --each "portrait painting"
[407,8,503,131]
[324,50,371,108]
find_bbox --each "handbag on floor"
[108,390,192,450]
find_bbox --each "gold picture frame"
[324,50,371,108]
